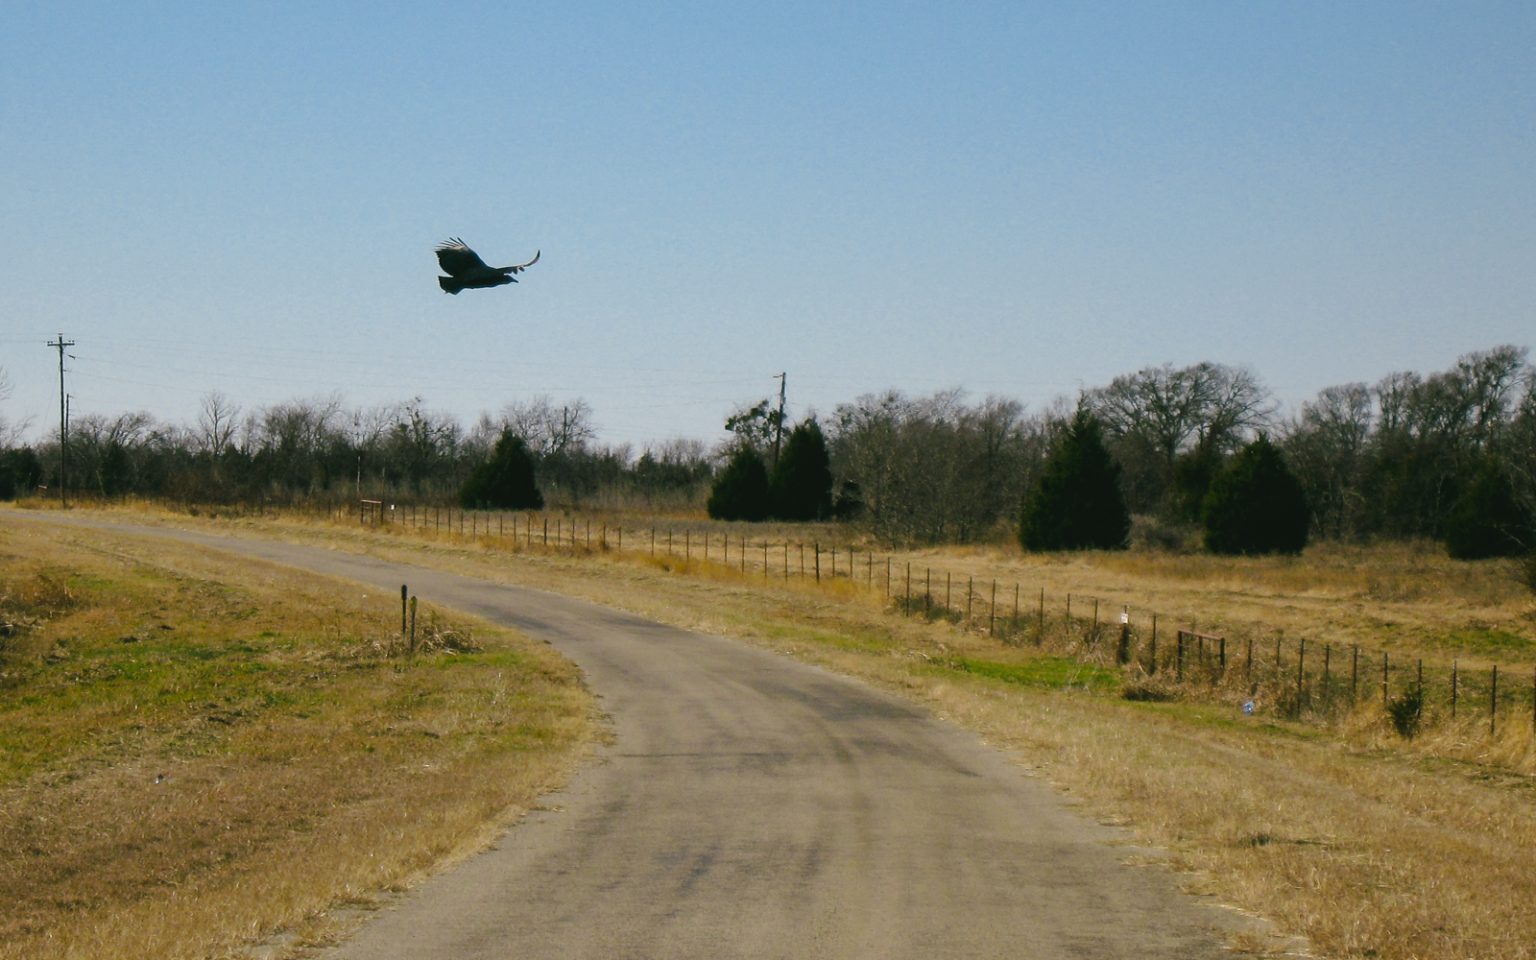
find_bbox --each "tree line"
[0,392,713,511]
[1,345,1532,563]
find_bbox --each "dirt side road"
[23,516,1263,959]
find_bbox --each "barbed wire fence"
[353,502,1536,742]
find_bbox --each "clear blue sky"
[3,1,1533,451]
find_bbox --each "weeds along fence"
[352,502,1536,740]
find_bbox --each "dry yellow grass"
[226,505,1536,960]
[320,503,1536,665]
[10,501,1536,959]
[0,516,594,960]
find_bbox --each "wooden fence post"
[1297,638,1306,708]
[1490,664,1499,737]
[400,584,408,635]
[1037,588,1045,644]
[989,581,997,637]
[1451,659,1458,718]
[1116,606,1130,665]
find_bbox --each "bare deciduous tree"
[1283,383,1374,538]
[0,366,22,447]
[829,389,1037,543]
[1089,362,1274,464]
[497,396,596,458]
[197,391,241,455]
[1086,362,1275,515]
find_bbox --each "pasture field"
[347,503,1536,672]
[6,500,1536,959]
[0,515,594,960]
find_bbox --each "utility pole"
[772,371,787,465]
[46,334,76,508]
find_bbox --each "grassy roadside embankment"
[0,515,595,960]
[173,503,1535,960]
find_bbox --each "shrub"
[707,446,771,521]
[770,420,833,521]
[1443,460,1533,560]
[1019,409,1130,551]
[1202,435,1309,555]
[459,431,543,510]
[1387,685,1424,739]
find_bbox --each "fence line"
[354,503,1535,738]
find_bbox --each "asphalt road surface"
[28,517,1262,959]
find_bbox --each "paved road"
[25,517,1258,959]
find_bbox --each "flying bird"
[435,238,540,294]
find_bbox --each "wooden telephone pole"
[771,371,787,464]
[46,334,75,507]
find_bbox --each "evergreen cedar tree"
[459,431,544,510]
[707,446,772,522]
[0,448,43,500]
[1443,459,1533,560]
[1019,409,1131,551]
[771,420,834,521]
[1201,434,1309,555]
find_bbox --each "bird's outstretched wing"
[436,238,490,278]
[503,249,540,274]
